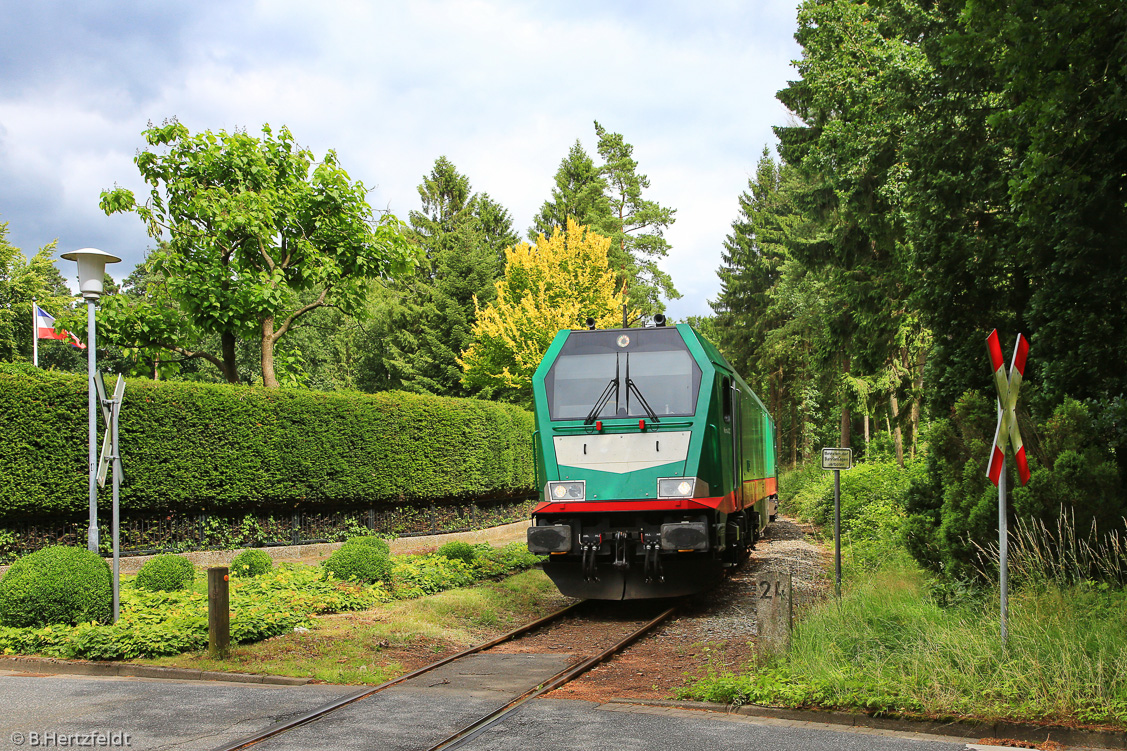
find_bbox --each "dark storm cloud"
[0,1,312,107]
[0,1,202,104]
[0,159,150,272]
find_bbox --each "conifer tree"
[594,121,679,316]
[529,141,616,241]
[359,157,516,396]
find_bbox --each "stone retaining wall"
[0,520,532,577]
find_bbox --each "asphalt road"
[0,672,1016,751]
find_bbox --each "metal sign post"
[986,330,1030,646]
[96,373,126,622]
[821,447,853,600]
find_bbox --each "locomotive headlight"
[547,481,585,502]
[657,477,697,498]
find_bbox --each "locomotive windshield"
[545,328,702,421]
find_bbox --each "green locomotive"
[526,320,778,599]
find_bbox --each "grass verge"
[681,551,1127,727]
[134,569,566,684]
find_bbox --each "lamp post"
[60,248,120,552]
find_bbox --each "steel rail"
[424,603,678,751]
[211,600,585,751]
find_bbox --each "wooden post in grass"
[756,571,793,664]
[208,567,230,658]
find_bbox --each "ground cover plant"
[0,542,543,661]
[135,569,565,684]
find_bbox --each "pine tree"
[529,141,616,241]
[712,148,790,376]
[594,121,679,316]
[358,157,516,396]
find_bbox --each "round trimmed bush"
[341,535,391,556]
[134,554,195,592]
[436,541,477,563]
[323,545,392,584]
[0,546,112,627]
[230,549,272,577]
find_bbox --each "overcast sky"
[0,0,801,320]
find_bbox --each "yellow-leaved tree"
[460,218,634,404]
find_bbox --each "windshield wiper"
[584,354,620,424]
[624,353,660,423]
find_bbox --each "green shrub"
[469,543,544,578]
[905,393,1126,581]
[230,549,272,577]
[0,546,112,627]
[341,535,391,556]
[778,462,824,506]
[134,554,195,592]
[786,458,920,535]
[0,563,382,660]
[436,541,477,563]
[324,545,392,584]
[0,365,535,520]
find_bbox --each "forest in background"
[709,0,1125,577]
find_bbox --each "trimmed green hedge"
[0,366,535,520]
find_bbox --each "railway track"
[212,600,678,751]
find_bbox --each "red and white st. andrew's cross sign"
[986,330,1031,487]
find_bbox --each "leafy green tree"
[594,121,679,316]
[775,0,933,448]
[0,219,75,367]
[711,149,840,466]
[907,0,1127,415]
[529,141,616,241]
[770,0,1127,577]
[98,120,418,388]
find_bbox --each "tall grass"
[683,555,1127,724]
[975,512,1127,588]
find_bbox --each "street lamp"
[60,247,121,552]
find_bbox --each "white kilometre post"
[986,330,1031,646]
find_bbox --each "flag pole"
[32,297,38,368]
